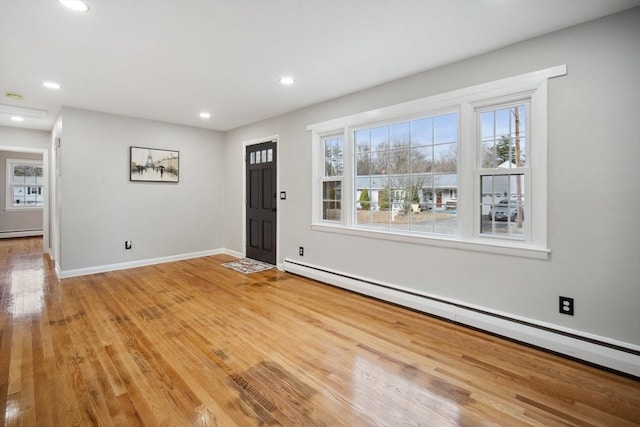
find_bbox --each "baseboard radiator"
[282,258,640,377]
[0,229,43,238]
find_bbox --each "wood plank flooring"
[1,237,638,426]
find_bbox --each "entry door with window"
[246,141,277,265]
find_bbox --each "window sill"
[311,223,550,260]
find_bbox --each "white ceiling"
[1,0,638,132]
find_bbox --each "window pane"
[410,117,432,147]
[355,129,370,153]
[356,153,371,176]
[390,122,410,148]
[480,104,528,168]
[11,185,44,207]
[481,174,525,238]
[481,140,497,168]
[411,146,432,174]
[12,185,26,206]
[480,111,494,141]
[356,184,372,210]
[433,143,457,173]
[371,150,388,175]
[434,113,457,144]
[388,148,410,175]
[12,163,42,184]
[324,136,344,177]
[370,202,389,229]
[390,206,409,230]
[412,209,434,233]
[434,210,458,235]
[355,191,372,226]
[371,126,388,151]
[495,108,510,137]
[355,202,370,226]
[322,181,341,221]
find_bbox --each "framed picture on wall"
[130,146,179,183]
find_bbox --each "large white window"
[6,159,44,209]
[354,112,458,235]
[309,66,566,259]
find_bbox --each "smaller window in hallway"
[6,159,44,209]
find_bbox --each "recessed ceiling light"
[279,76,295,85]
[58,0,89,12]
[43,81,61,90]
[199,112,211,119]
[11,116,25,122]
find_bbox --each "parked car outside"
[489,199,524,222]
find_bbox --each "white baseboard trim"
[58,248,232,279]
[0,230,43,238]
[224,249,243,259]
[55,261,62,279]
[283,258,640,377]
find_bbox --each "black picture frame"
[130,146,179,183]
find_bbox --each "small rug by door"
[221,258,274,274]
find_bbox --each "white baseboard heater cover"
[0,229,43,238]
[283,258,640,377]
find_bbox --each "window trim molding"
[311,222,551,260]
[307,65,566,133]
[308,65,566,259]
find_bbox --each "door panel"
[262,220,273,251]
[249,219,259,248]
[245,141,277,265]
[262,169,273,209]
[249,170,260,208]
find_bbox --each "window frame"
[474,99,531,242]
[320,134,347,223]
[5,158,44,211]
[308,66,566,259]
[315,132,347,223]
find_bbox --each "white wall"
[0,126,49,236]
[224,8,640,347]
[57,108,225,273]
[0,126,49,151]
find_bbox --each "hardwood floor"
[1,237,638,426]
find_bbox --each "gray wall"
[56,108,225,271]
[0,127,49,233]
[223,9,640,346]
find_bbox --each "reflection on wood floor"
[1,237,638,426]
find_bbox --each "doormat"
[221,258,274,274]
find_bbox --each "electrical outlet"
[125,240,132,250]
[299,246,304,256]
[559,296,574,315]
